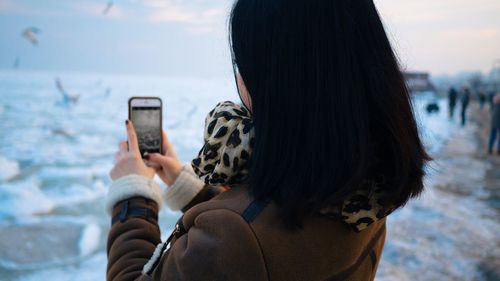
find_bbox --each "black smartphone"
[128,97,163,157]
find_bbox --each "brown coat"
[107,186,386,281]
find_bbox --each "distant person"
[489,91,497,111]
[488,92,500,155]
[448,87,458,119]
[478,91,486,109]
[105,1,430,280]
[461,88,471,126]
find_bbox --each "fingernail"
[125,120,129,125]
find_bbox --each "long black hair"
[229,0,430,227]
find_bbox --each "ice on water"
[0,70,235,280]
[0,156,19,181]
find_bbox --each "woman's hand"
[145,131,183,186]
[110,120,156,181]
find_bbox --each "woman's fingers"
[114,152,121,163]
[146,153,170,168]
[162,131,174,155]
[144,159,162,170]
[146,153,182,186]
[115,141,128,163]
[125,120,140,155]
[118,141,128,153]
[146,153,181,174]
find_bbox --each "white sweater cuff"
[106,175,162,215]
[163,164,205,211]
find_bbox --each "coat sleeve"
[107,197,162,281]
[163,163,228,213]
[150,209,269,281]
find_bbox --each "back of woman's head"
[229,0,430,226]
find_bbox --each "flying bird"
[21,27,41,46]
[104,87,112,97]
[55,77,80,106]
[51,128,75,138]
[102,1,113,15]
[12,57,20,69]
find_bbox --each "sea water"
[0,70,496,280]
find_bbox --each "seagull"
[12,57,20,69]
[22,27,41,46]
[55,77,80,106]
[51,128,75,138]
[102,1,113,15]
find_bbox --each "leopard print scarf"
[191,101,393,232]
[192,101,254,185]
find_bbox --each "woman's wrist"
[106,174,163,215]
[163,164,205,211]
[166,161,183,186]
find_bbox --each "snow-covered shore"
[378,103,500,281]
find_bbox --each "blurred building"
[404,72,435,93]
[463,61,500,93]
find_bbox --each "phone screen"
[130,101,162,156]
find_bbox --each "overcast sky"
[0,0,499,77]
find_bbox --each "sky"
[0,0,499,78]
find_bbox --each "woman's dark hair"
[229,0,430,227]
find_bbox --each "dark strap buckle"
[119,200,129,223]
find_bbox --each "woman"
[106,0,429,280]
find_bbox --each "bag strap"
[111,199,158,226]
[143,216,186,276]
[242,198,272,223]
[325,223,386,281]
